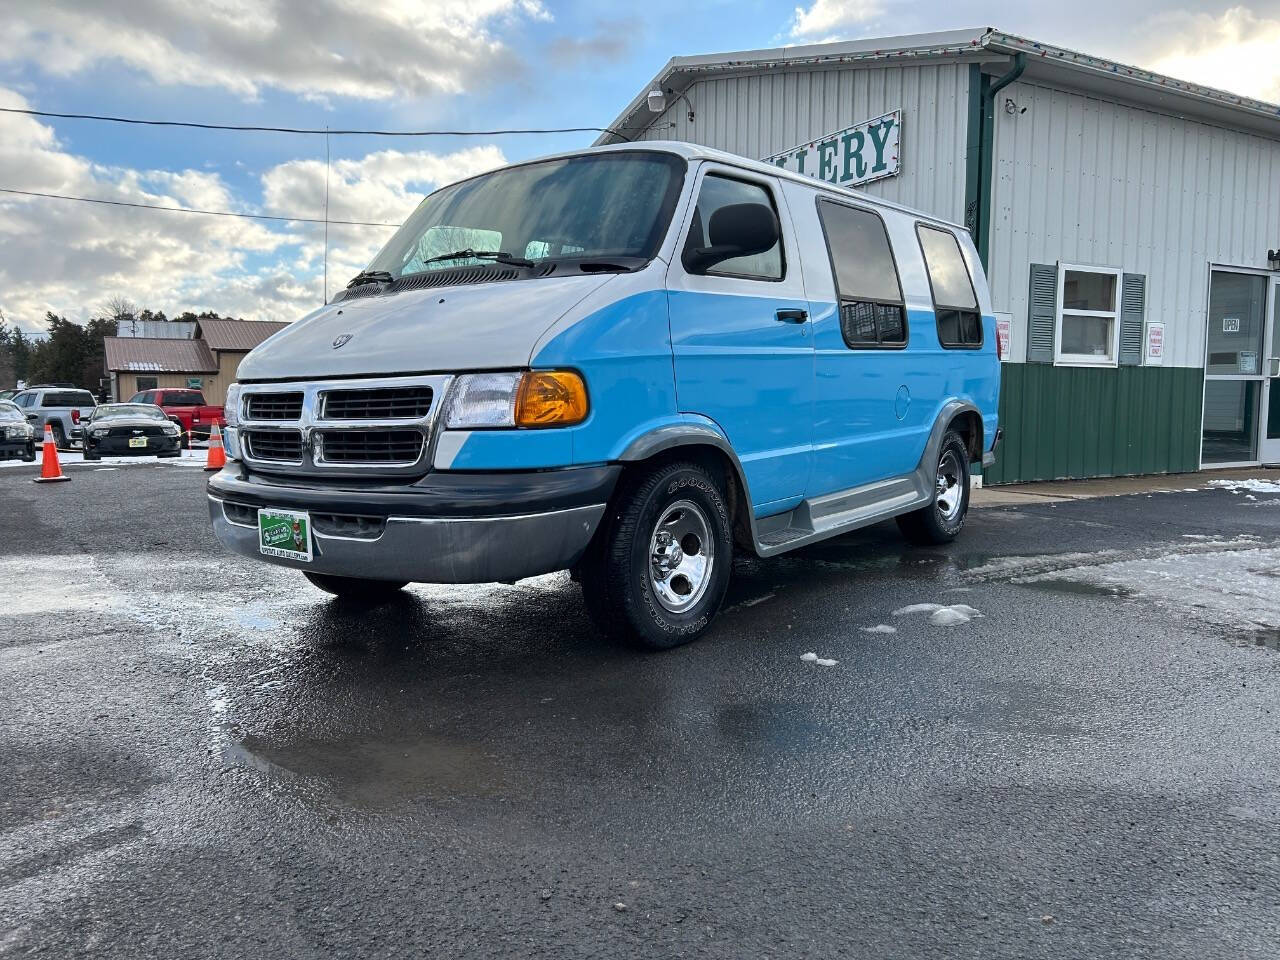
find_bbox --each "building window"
[916,224,982,348]
[135,376,158,392]
[1055,264,1121,366]
[816,200,906,348]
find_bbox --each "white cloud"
[789,0,884,39]
[0,88,506,329]
[1144,6,1280,103]
[0,0,549,101]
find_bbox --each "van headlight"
[444,371,588,429]
[224,382,241,427]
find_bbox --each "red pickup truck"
[127,388,225,446]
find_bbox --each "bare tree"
[102,295,140,323]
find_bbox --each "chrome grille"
[322,387,432,420]
[318,430,423,464]
[236,375,451,477]
[243,430,303,463]
[246,392,303,421]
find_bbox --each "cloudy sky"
[0,0,1276,331]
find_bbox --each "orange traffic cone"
[33,423,71,484]
[205,423,227,471]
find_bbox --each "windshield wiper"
[347,270,394,288]
[418,249,535,269]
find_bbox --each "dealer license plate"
[128,437,147,448]
[258,508,312,562]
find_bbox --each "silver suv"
[9,388,98,450]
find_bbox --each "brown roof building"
[104,319,289,405]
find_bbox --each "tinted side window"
[917,225,982,348]
[44,391,96,407]
[682,175,783,281]
[817,201,906,348]
[13,392,33,408]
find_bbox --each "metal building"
[600,28,1280,483]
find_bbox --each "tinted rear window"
[43,391,97,407]
[160,391,205,406]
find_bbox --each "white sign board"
[996,316,1012,361]
[764,111,901,189]
[1145,322,1165,366]
[1223,317,1241,333]
[1240,350,1259,374]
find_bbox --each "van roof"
[502,141,969,232]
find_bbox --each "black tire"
[896,429,971,545]
[304,572,407,602]
[50,422,68,451]
[22,442,36,463]
[580,459,733,650]
[83,448,100,461]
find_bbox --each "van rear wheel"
[304,572,408,602]
[581,460,732,650]
[896,429,970,545]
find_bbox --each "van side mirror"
[683,202,779,274]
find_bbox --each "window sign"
[1240,350,1259,374]
[186,377,203,388]
[1144,322,1165,365]
[1223,317,1241,333]
[764,111,901,188]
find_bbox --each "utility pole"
[323,128,330,305]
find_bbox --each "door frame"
[1261,274,1280,465]
[1199,263,1276,469]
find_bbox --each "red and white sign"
[996,316,1012,361]
[1145,322,1165,365]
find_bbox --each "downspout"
[965,52,1025,268]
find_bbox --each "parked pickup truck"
[128,388,225,446]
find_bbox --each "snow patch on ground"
[1208,478,1280,494]
[815,658,838,667]
[799,652,818,662]
[1016,545,1280,634]
[0,448,208,470]
[930,607,973,626]
[861,624,897,634]
[893,603,944,615]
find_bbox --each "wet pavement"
[3,464,1280,958]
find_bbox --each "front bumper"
[0,437,35,460]
[206,464,620,584]
[85,435,181,456]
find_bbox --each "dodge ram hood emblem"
[332,333,353,349]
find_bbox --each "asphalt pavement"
[3,460,1280,958]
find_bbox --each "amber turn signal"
[514,370,589,427]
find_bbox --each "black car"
[0,400,36,461]
[82,403,182,460]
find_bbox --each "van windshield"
[365,151,686,279]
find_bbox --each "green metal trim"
[985,364,1204,484]
[965,54,1025,268]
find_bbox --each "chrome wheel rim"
[935,450,964,522]
[648,499,714,614]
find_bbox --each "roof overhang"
[599,27,1280,145]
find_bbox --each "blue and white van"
[208,143,1001,648]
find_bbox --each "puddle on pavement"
[1013,579,1137,599]
[220,731,507,806]
[1228,628,1280,652]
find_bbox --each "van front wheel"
[896,429,971,545]
[581,460,733,650]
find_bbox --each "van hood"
[237,274,617,381]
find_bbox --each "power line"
[0,106,626,139]
[0,187,398,227]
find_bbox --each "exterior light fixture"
[645,86,695,123]
[1269,248,1280,271]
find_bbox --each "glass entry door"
[1202,270,1268,466]
[1262,277,1280,465]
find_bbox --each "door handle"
[775,308,808,323]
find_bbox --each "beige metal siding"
[641,63,972,221]
[988,78,1280,369]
